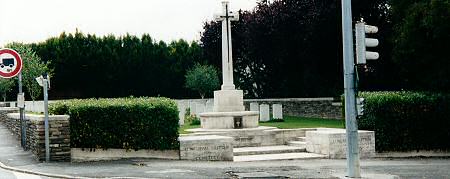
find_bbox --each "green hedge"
[49,97,179,150]
[357,91,450,152]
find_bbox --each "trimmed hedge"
[357,91,450,152]
[49,97,179,150]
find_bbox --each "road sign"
[0,48,23,78]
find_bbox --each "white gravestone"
[206,99,214,112]
[178,101,186,125]
[189,101,197,116]
[272,104,283,119]
[250,102,259,112]
[196,102,206,115]
[259,104,270,122]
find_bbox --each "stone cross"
[214,1,239,90]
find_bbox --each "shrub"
[357,91,450,152]
[49,97,179,150]
[184,108,200,126]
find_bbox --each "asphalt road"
[14,158,449,179]
[0,167,45,179]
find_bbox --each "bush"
[184,108,200,126]
[49,97,179,150]
[357,91,450,152]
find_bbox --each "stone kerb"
[179,135,233,161]
[71,148,180,162]
[7,113,71,162]
[305,128,375,159]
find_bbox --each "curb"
[0,161,154,179]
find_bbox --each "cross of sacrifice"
[214,1,239,90]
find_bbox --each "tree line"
[30,31,204,99]
[202,0,450,98]
[2,0,448,100]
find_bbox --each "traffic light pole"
[341,0,361,177]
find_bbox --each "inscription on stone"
[179,135,233,161]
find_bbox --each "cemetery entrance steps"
[233,137,326,162]
[233,145,306,156]
[181,127,375,162]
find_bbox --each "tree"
[5,43,51,101]
[201,0,342,98]
[391,0,450,92]
[185,64,220,99]
[0,78,15,101]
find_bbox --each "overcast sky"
[0,0,258,46]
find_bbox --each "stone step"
[233,152,326,162]
[287,141,306,147]
[233,145,305,156]
[292,137,306,142]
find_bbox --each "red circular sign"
[0,48,23,78]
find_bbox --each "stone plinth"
[179,135,233,161]
[213,90,245,112]
[305,128,375,159]
[199,111,259,129]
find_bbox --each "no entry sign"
[0,48,23,78]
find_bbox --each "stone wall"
[0,107,20,137]
[243,98,342,119]
[5,113,70,162]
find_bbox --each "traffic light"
[355,20,379,64]
[356,97,365,116]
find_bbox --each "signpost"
[0,48,26,150]
[340,0,361,177]
[36,74,50,162]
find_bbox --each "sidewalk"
[1,124,449,179]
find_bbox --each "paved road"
[0,167,45,179]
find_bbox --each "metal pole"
[341,0,361,177]
[43,78,50,162]
[18,72,26,150]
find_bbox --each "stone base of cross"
[213,89,244,112]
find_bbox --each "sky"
[0,0,258,46]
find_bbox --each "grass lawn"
[260,116,344,129]
[179,116,343,134]
[179,124,200,134]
